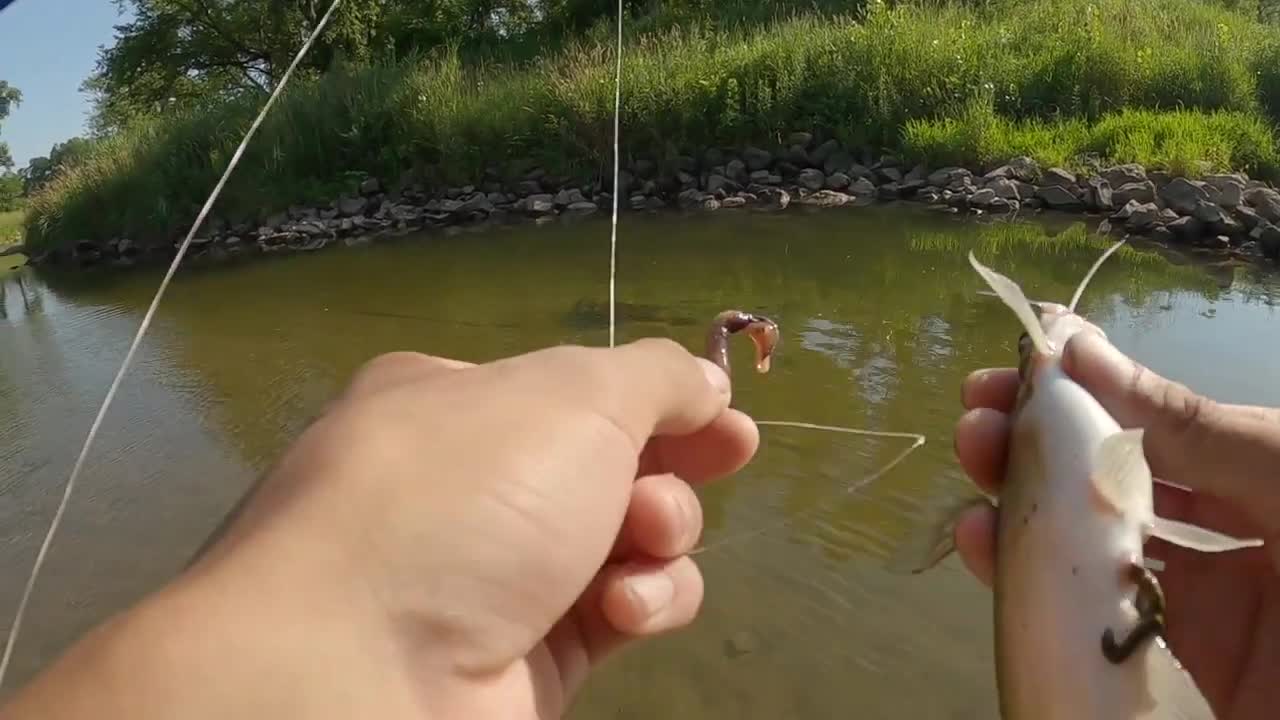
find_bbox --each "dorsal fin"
[968,252,1053,356]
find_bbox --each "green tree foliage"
[0,80,21,170]
[0,173,22,212]
[21,137,93,195]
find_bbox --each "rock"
[877,182,902,200]
[797,169,826,191]
[987,177,1021,200]
[809,139,840,168]
[917,188,942,204]
[877,167,903,184]
[676,170,698,188]
[527,197,556,215]
[847,163,875,182]
[873,153,900,168]
[947,176,976,194]
[1148,170,1172,188]
[1214,215,1246,238]
[775,161,800,178]
[1008,156,1040,182]
[903,164,928,184]
[898,179,927,196]
[947,193,970,211]
[632,159,657,178]
[990,197,1016,212]
[1125,202,1161,230]
[677,188,705,208]
[456,194,494,214]
[1159,208,1180,223]
[1114,181,1156,206]
[825,172,851,191]
[1166,216,1203,241]
[970,188,997,207]
[359,177,381,195]
[517,180,543,196]
[554,188,587,206]
[1192,200,1228,225]
[566,201,599,214]
[629,194,647,211]
[784,145,810,167]
[265,212,288,229]
[1084,177,1113,211]
[1041,167,1076,188]
[1149,226,1175,244]
[1245,187,1280,222]
[339,218,355,233]
[1235,205,1264,230]
[645,196,666,210]
[754,187,790,211]
[743,147,773,172]
[1102,164,1147,188]
[726,159,749,184]
[797,190,851,207]
[721,196,747,209]
[706,174,734,194]
[703,148,726,169]
[848,177,877,196]
[1036,185,1082,209]
[823,151,854,176]
[749,170,772,184]
[928,167,970,187]
[786,131,813,149]
[1251,222,1280,259]
[1159,178,1211,215]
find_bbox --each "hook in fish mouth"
[706,310,780,374]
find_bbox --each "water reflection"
[1,206,1278,716]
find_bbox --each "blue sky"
[0,0,133,169]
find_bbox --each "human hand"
[3,340,758,720]
[951,329,1280,719]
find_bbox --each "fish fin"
[1068,237,1127,313]
[1149,516,1265,553]
[1092,428,1152,513]
[967,252,1053,356]
[885,492,994,575]
[1136,640,1217,720]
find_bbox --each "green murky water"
[3,205,1280,715]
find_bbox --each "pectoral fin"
[968,252,1053,357]
[1149,516,1264,553]
[1137,641,1217,720]
[885,492,994,575]
[1092,429,1152,514]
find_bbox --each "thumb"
[1061,330,1280,526]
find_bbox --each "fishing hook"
[1101,561,1167,664]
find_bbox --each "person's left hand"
[2,340,759,720]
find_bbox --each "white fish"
[897,240,1265,720]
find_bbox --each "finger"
[954,504,997,588]
[596,556,704,644]
[962,368,1020,412]
[610,473,704,561]
[954,408,1012,496]
[637,408,759,484]
[343,351,474,399]
[1062,331,1280,527]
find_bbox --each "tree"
[0,80,21,170]
[21,137,93,195]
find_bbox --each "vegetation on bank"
[22,0,1280,252]
[0,210,23,248]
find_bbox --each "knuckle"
[1158,377,1218,439]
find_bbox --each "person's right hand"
[951,329,1280,720]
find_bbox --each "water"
[2,205,1280,715]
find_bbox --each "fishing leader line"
[0,0,346,689]
[607,0,623,348]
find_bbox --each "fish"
[895,240,1265,719]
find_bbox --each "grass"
[23,0,1280,252]
[0,210,24,249]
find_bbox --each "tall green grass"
[25,0,1280,252]
[0,210,23,248]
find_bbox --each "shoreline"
[19,145,1280,274]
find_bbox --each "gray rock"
[1251,222,1280,259]
[904,164,929,184]
[784,145,811,167]
[1235,205,1264,230]
[1085,177,1114,211]
[749,170,771,183]
[1159,208,1180,223]
[359,177,381,195]
[825,172,851,191]
[676,170,698,188]
[629,194,648,211]
[899,179,927,196]
[337,196,366,217]
[1008,156,1040,182]
[528,198,556,214]
[809,139,840,168]
[1245,187,1280,222]
[823,151,854,176]
[1036,185,1082,208]
[1114,181,1156,206]
[878,182,902,200]
[798,168,826,191]
[517,180,543,196]
[1125,202,1161,230]
[726,159,749,184]
[847,163,875,181]
[1166,216,1203,241]
[566,201,599,214]
[678,188,705,208]
[721,196,747,209]
[878,167,904,184]
[1192,200,1228,225]
[743,147,773,172]
[797,190,851,207]
[703,148,725,169]
[645,197,666,210]
[706,174,733,194]
[947,177,976,194]
[928,167,970,187]
[755,187,790,211]
[1208,180,1244,209]
[457,194,495,214]
[786,131,813,149]
[1042,167,1076,188]
[990,197,1016,212]
[554,188,587,206]
[848,177,877,196]
[970,188,997,207]
[986,177,1021,200]
[1159,178,1211,215]
[1149,226,1175,244]
[1214,215,1246,237]
[1101,164,1147,188]
[917,188,942,204]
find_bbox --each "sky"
[0,0,133,169]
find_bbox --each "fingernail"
[698,358,731,395]
[624,571,675,616]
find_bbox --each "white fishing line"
[607,0,623,348]
[1068,237,1127,313]
[0,0,345,689]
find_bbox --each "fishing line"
[0,0,345,689]
[607,0,623,348]
[1068,237,1127,313]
